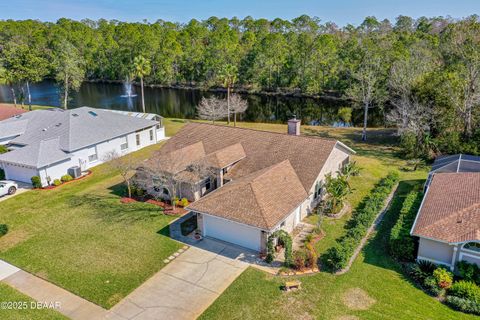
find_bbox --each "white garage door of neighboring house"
[203,215,262,251]
[3,164,37,184]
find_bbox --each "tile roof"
[157,122,352,230]
[0,105,27,121]
[412,172,480,243]
[187,160,308,229]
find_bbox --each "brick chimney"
[287,115,301,136]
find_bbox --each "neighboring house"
[0,104,27,121]
[141,120,355,252]
[411,172,480,270]
[0,107,165,186]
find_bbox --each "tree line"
[0,15,479,156]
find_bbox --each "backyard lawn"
[0,141,183,309]
[199,123,476,319]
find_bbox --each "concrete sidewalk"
[107,243,248,320]
[0,260,107,320]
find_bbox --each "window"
[149,130,154,141]
[205,178,211,190]
[120,137,128,151]
[463,242,480,252]
[88,148,98,163]
[314,181,323,199]
[136,134,141,146]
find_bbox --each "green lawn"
[199,124,476,320]
[0,283,67,320]
[0,142,182,309]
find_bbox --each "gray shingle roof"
[1,107,158,151]
[0,107,159,168]
[0,138,70,168]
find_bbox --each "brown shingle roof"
[148,141,206,174]
[187,160,308,229]
[0,105,27,121]
[158,122,339,191]
[205,143,246,168]
[412,173,480,243]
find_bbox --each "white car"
[0,180,18,197]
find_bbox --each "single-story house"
[140,119,355,252]
[0,104,27,121]
[0,107,165,186]
[411,172,480,270]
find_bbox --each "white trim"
[417,255,452,267]
[459,251,480,261]
[460,241,480,254]
[456,154,462,172]
[410,186,431,236]
[335,141,356,155]
[451,245,458,269]
[188,209,267,232]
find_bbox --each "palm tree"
[133,55,151,113]
[219,64,237,125]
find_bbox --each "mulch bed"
[41,170,92,190]
[120,197,188,215]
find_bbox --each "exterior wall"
[417,237,454,267]
[275,205,301,234]
[457,242,480,268]
[0,125,163,186]
[38,160,75,186]
[301,145,350,217]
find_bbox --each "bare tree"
[345,39,387,141]
[229,94,248,127]
[103,150,137,198]
[197,96,228,124]
[388,41,436,135]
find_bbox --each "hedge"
[446,296,480,315]
[323,171,399,271]
[449,281,480,304]
[389,190,422,261]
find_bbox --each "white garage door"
[3,164,37,184]
[203,215,262,251]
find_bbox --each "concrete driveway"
[107,240,249,320]
[0,181,32,203]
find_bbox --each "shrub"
[181,198,189,207]
[0,224,8,237]
[406,263,429,283]
[433,267,453,289]
[323,171,399,271]
[305,242,318,268]
[446,296,480,315]
[293,249,307,270]
[400,132,418,159]
[417,259,436,275]
[53,179,62,186]
[457,260,480,285]
[0,168,4,180]
[449,281,480,303]
[424,276,443,296]
[31,176,42,188]
[0,145,7,154]
[61,174,73,183]
[389,191,422,261]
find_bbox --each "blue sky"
[0,0,479,25]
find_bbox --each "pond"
[0,80,385,127]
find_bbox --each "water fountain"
[121,76,137,98]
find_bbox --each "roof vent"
[55,123,62,127]
[72,113,79,117]
[88,111,98,117]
